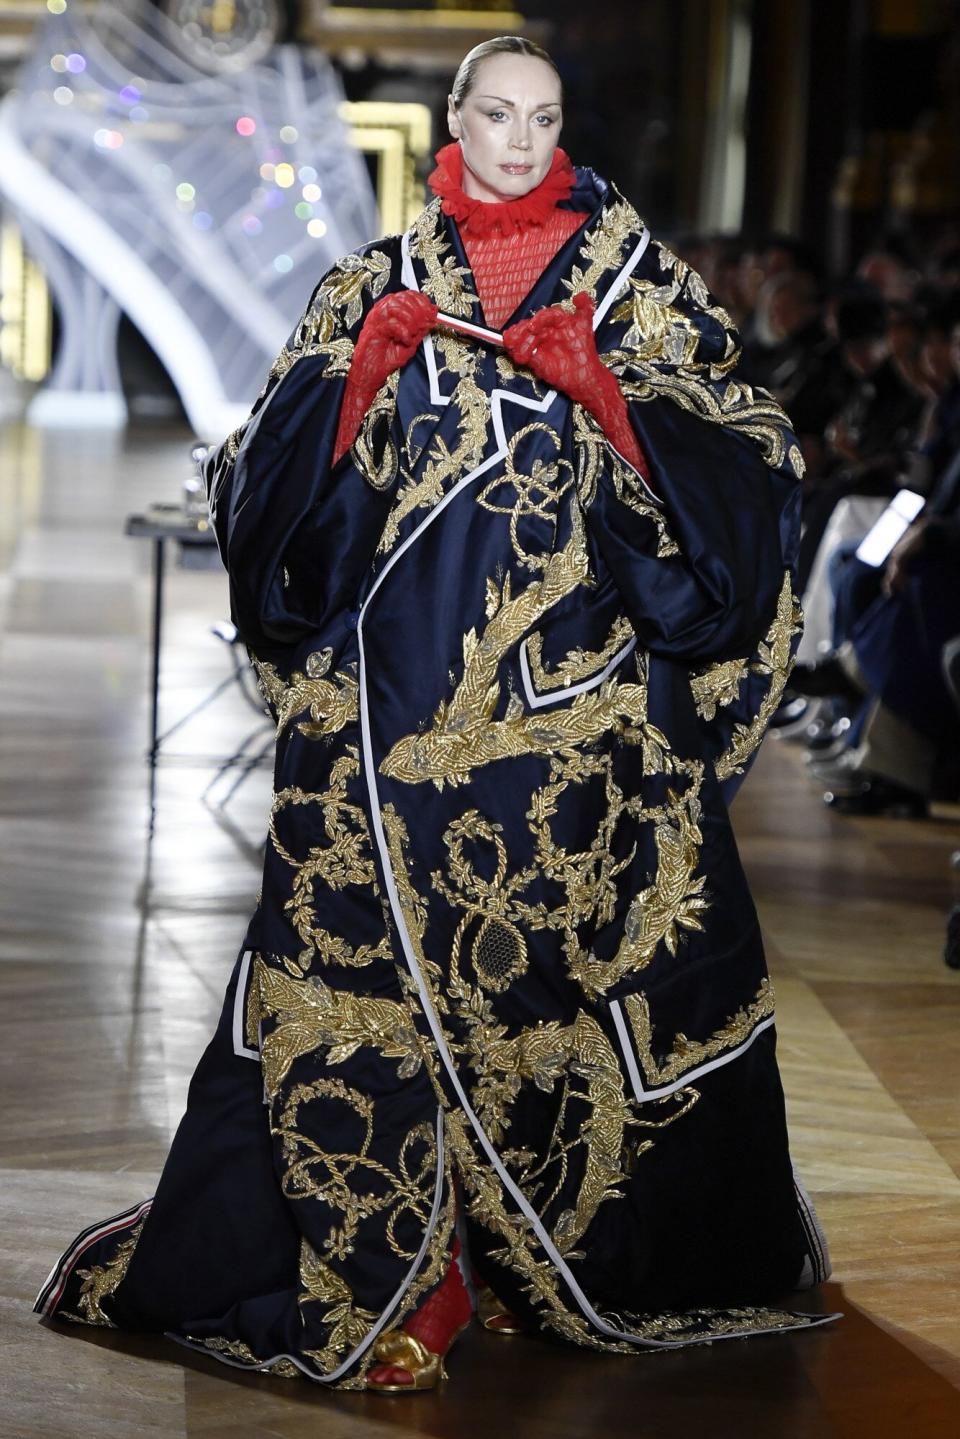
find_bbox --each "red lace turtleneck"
[428,143,588,330]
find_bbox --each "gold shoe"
[365,1328,458,1393]
[477,1286,527,1335]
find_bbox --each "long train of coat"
[36,165,834,1385]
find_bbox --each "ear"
[446,94,462,140]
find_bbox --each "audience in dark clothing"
[689,225,960,818]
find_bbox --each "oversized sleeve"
[203,246,402,654]
[579,236,806,792]
[583,397,798,664]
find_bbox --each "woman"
[36,37,833,1392]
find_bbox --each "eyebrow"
[475,95,561,108]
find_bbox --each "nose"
[510,129,532,151]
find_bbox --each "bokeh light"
[65,53,86,74]
[274,254,293,274]
[175,181,196,202]
[294,201,312,220]
[274,163,295,189]
[119,84,140,104]
[47,0,67,13]
[258,162,275,182]
[94,128,123,149]
[241,214,263,236]
[301,182,322,203]
[298,165,317,183]
[236,116,256,137]
[307,218,328,238]
[193,212,213,231]
[50,54,68,73]
[52,86,73,105]
[279,125,298,144]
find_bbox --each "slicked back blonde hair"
[450,36,562,108]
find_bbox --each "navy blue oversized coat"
[37,167,832,1384]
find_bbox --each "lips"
[500,164,533,175]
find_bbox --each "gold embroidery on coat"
[254,956,422,1095]
[524,615,635,693]
[185,1335,300,1376]
[715,574,802,780]
[690,657,750,720]
[412,201,477,317]
[622,979,775,1088]
[320,249,392,329]
[253,657,358,739]
[351,372,399,491]
[268,756,391,973]
[377,334,489,553]
[562,197,638,301]
[66,1217,147,1326]
[476,422,574,571]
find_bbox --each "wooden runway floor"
[2,422,959,1438]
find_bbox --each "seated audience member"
[797,289,925,588]
[814,305,960,653]
[790,494,960,814]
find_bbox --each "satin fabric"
[36,165,832,1386]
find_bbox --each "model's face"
[447,54,562,202]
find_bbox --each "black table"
[124,507,218,820]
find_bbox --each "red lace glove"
[503,290,651,482]
[333,289,438,465]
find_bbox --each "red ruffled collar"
[428,142,576,238]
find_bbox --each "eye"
[535,114,556,126]
[486,109,508,121]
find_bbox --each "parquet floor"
[2,422,959,1438]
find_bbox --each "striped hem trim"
[34,1198,153,1318]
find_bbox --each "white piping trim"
[232,951,260,1061]
[400,226,417,290]
[357,623,667,1348]
[609,1000,777,1103]
[167,1104,446,1384]
[520,634,637,710]
[609,999,648,1103]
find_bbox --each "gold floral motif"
[185,1334,300,1376]
[298,1240,379,1372]
[68,1217,146,1326]
[567,774,709,998]
[611,278,705,369]
[689,657,750,720]
[319,249,392,329]
[377,334,489,553]
[254,956,422,1096]
[411,201,478,317]
[524,615,635,693]
[253,656,358,739]
[351,372,399,491]
[623,979,775,1088]
[562,196,639,303]
[715,574,803,780]
[268,752,390,972]
[380,520,600,787]
[616,360,794,473]
[275,1078,439,1266]
[572,408,678,557]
